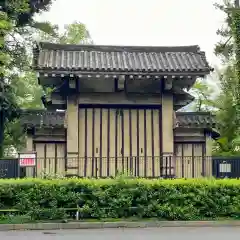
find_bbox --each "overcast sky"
[37,0,225,68]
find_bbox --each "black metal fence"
[1,156,240,179]
[0,159,19,178]
[28,156,213,178]
[212,156,240,178]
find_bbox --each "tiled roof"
[20,110,65,128]
[20,110,215,129]
[176,112,215,128]
[34,42,212,74]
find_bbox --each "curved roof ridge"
[37,41,201,53]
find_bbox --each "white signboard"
[219,163,231,173]
[19,153,36,167]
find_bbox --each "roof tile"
[176,112,215,128]
[20,110,215,129]
[34,42,212,74]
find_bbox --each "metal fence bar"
[2,156,240,179]
[20,156,214,179]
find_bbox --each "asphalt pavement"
[1,227,240,239]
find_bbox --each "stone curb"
[1,221,240,231]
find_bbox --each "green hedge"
[0,178,240,220]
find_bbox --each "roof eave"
[35,68,211,76]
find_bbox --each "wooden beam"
[163,76,173,90]
[37,70,209,77]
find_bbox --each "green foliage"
[190,79,216,112]
[214,0,235,61]
[194,1,240,155]
[1,178,240,221]
[3,0,55,27]
[1,0,93,155]
[230,8,240,136]
[0,0,57,157]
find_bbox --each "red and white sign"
[19,153,36,167]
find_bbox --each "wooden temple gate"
[20,42,218,178]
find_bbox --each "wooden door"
[78,106,162,178]
[34,142,66,178]
[174,143,192,178]
[174,143,204,178]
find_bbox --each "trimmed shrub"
[0,178,240,220]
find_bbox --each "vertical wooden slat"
[84,108,88,177]
[192,143,195,178]
[193,143,204,178]
[115,109,118,176]
[138,110,145,177]
[57,143,65,176]
[123,109,130,174]
[159,108,162,176]
[181,143,184,177]
[151,110,155,177]
[143,109,147,177]
[136,109,140,176]
[43,143,47,172]
[202,143,206,177]
[107,109,110,176]
[94,108,100,177]
[64,128,67,173]
[145,109,152,177]
[33,143,36,177]
[131,110,137,176]
[78,106,80,176]
[175,144,182,178]
[44,143,47,173]
[183,144,192,178]
[101,109,108,177]
[153,109,160,177]
[109,109,116,176]
[35,143,45,177]
[79,108,85,177]
[86,109,93,177]
[54,144,57,174]
[46,144,55,176]
[129,109,132,174]
[121,109,125,173]
[100,108,103,177]
[117,109,122,175]
[92,108,95,177]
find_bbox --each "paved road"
[1,227,240,239]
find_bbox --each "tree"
[3,21,93,155]
[207,0,240,155]
[0,0,57,157]
[59,21,93,44]
[188,0,240,155]
[214,0,235,61]
[189,79,216,112]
